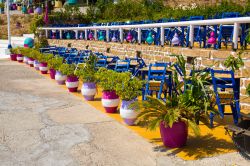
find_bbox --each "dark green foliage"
[246,83,250,96]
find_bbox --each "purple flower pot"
[16,54,23,62]
[39,62,48,74]
[120,99,138,125]
[49,68,56,79]
[55,71,67,85]
[66,76,79,92]
[10,54,17,61]
[81,82,97,101]
[160,121,188,148]
[101,91,119,113]
[34,60,40,70]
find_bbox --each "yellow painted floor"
[39,71,238,161]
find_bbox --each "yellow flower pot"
[54,0,63,8]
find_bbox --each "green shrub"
[95,68,121,91]
[75,54,97,82]
[224,52,244,72]
[47,56,64,70]
[37,53,54,63]
[115,72,144,101]
[58,63,76,76]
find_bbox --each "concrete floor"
[0,59,249,166]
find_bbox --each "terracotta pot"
[81,82,97,101]
[120,99,138,125]
[101,91,119,113]
[28,58,34,67]
[55,71,67,85]
[160,121,188,148]
[10,54,17,61]
[39,62,48,74]
[66,76,79,92]
[16,54,23,62]
[49,68,56,79]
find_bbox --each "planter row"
[10,53,187,148]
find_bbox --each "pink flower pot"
[10,54,17,61]
[81,82,97,101]
[16,54,23,62]
[101,91,119,113]
[66,76,79,92]
[49,68,56,79]
[23,56,29,64]
[160,121,188,148]
[39,62,48,74]
[28,58,34,67]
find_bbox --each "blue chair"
[95,55,108,68]
[210,69,240,127]
[217,12,240,49]
[186,16,206,48]
[115,59,130,72]
[143,63,168,100]
[65,51,78,64]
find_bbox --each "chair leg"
[210,112,214,128]
[231,104,239,125]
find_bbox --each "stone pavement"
[0,59,249,166]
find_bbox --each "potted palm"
[95,68,121,113]
[58,63,79,92]
[131,95,200,148]
[75,54,98,100]
[47,56,64,79]
[115,73,144,125]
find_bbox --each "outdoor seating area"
[9,45,250,160]
[41,12,250,50]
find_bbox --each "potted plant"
[0,3,4,14]
[19,48,30,64]
[75,54,98,100]
[9,48,17,61]
[15,47,23,62]
[31,50,41,69]
[47,55,64,79]
[131,95,200,148]
[37,53,53,74]
[115,72,144,125]
[58,63,79,92]
[95,68,121,113]
[26,49,39,67]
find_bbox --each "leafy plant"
[95,68,122,91]
[115,72,145,101]
[246,83,250,96]
[0,3,4,9]
[131,95,200,135]
[37,53,54,63]
[224,52,244,72]
[75,54,97,82]
[47,56,64,70]
[58,63,76,76]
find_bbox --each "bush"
[47,56,64,70]
[58,63,76,76]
